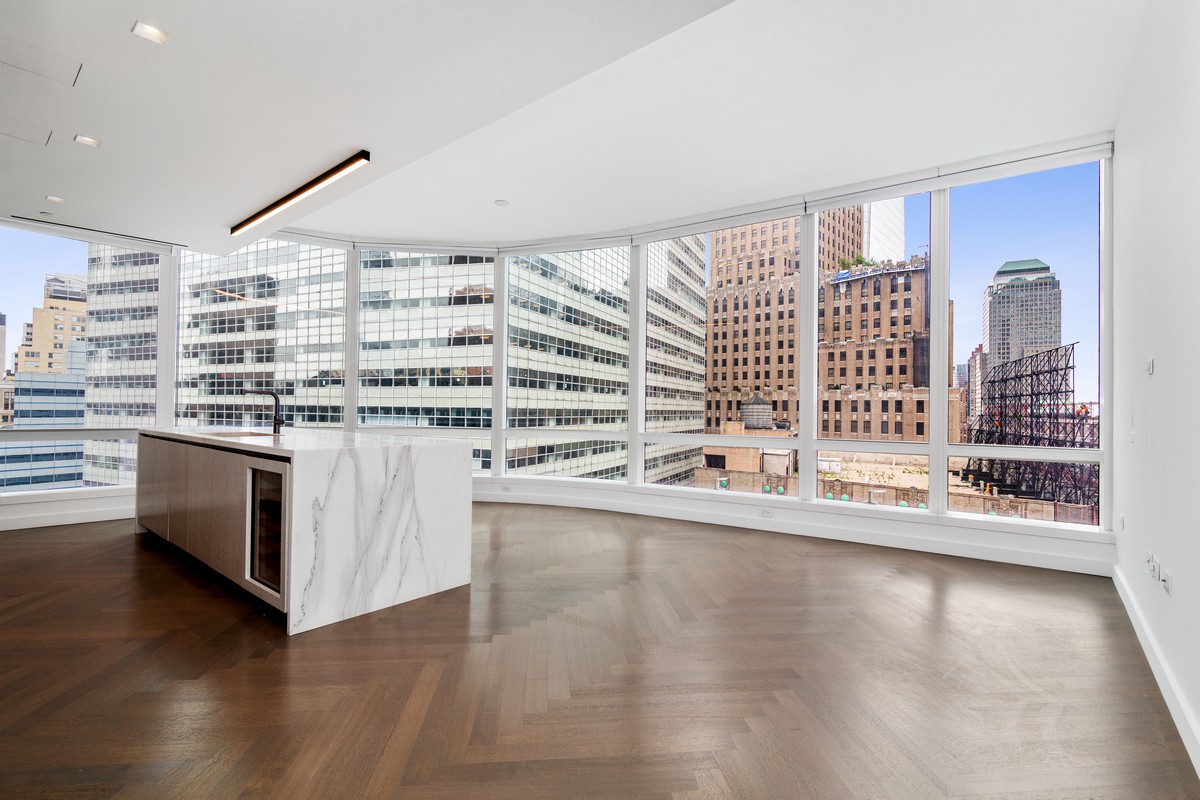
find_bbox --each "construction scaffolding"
[963,343,1099,509]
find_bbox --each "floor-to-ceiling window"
[83,245,162,488]
[947,163,1101,523]
[816,194,932,507]
[176,240,347,428]
[0,154,1110,539]
[357,249,495,472]
[505,247,631,480]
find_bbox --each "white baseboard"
[473,479,1115,576]
[3,478,1115,578]
[1113,565,1200,774]
[0,486,136,531]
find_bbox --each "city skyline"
[0,163,1100,397]
[950,162,1100,401]
[0,167,1101,518]
[0,229,87,373]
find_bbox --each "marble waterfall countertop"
[142,426,462,457]
[141,427,473,635]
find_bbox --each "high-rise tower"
[84,245,162,486]
[14,274,87,374]
[982,259,1062,366]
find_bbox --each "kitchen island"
[136,428,472,634]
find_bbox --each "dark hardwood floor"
[1,503,1196,799]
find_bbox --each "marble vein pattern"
[288,440,471,634]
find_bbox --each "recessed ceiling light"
[494,199,510,207]
[131,21,169,45]
[73,135,101,148]
[45,195,66,204]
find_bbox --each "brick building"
[817,257,937,441]
[703,204,962,443]
[705,207,864,432]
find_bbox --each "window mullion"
[491,255,508,476]
[628,243,647,485]
[797,213,818,501]
[1099,158,1114,532]
[158,247,180,426]
[343,245,360,432]
[928,188,951,515]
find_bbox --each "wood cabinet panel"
[162,440,190,549]
[138,433,286,611]
[135,436,168,537]
[137,435,189,543]
[187,446,249,586]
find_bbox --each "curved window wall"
[0,155,1109,539]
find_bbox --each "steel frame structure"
[964,343,1099,507]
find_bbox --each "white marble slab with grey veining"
[140,427,471,635]
[287,438,471,634]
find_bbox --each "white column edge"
[797,213,818,501]
[343,245,361,432]
[491,255,508,476]
[628,243,647,485]
[928,188,951,514]
[155,248,180,425]
[1099,158,1114,533]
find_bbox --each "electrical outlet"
[758,508,773,519]
[1120,514,1126,530]
[1161,569,1173,596]
[501,485,511,493]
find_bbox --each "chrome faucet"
[241,389,285,434]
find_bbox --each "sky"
[0,228,88,373]
[1,162,1101,398]
[941,162,1100,402]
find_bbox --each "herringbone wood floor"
[1,503,1196,799]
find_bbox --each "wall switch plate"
[1162,569,1173,596]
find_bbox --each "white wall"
[1112,0,1200,767]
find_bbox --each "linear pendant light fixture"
[231,149,370,237]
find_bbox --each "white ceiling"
[1,0,1147,255]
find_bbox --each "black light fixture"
[231,149,370,237]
